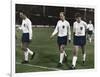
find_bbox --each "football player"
[50,12,71,67]
[87,20,94,43]
[71,13,87,69]
[18,12,35,64]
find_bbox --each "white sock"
[83,54,86,61]
[89,38,92,43]
[72,56,77,67]
[63,51,67,57]
[24,51,29,61]
[59,52,64,64]
[27,48,33,55]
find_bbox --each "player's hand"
[16,27,19,32]
[50,35,53,39]
[29,37,32,42]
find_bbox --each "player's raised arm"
[50,22,58,38]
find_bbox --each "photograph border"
[11,0,96,77]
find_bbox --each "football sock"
[63,50,67,57]
[59,52,64,64]
[72,56,77,67]
[24,51,29,61]
[83,53,86,61]
[27,48,33,55]
[89,38,92,43]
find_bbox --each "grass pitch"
[16,27,94,73]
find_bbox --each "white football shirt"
[87,24,94,31]
[73,20,87,36]
[19,18,32,40]
[52,20,71,40]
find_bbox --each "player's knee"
[22,47,27,51]
[73,51,77,56]
[21,47,24,51]
[59,48,63,53]
[60,45,64,53]
[73,48,77,56]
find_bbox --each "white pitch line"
[16,62,62,71]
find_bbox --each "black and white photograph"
[5,0,100,77]
[15,4,94,73]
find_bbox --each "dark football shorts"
[73,36,86,46]
[88,30,93,35]
[22,33,30,43]
[57,36,67,46]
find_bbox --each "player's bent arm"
[50,28,58,38]
[83,21,88,29]
[17,24,22,30]
[19,20,24,30]
[50,23,58,38]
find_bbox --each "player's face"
[76,17,81,23]
[60,13,65,21]
[20,13,26,19]
[89,20,92,24]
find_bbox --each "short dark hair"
[60,12,65,16]
[19,10,27,16]
[75,13,82,18]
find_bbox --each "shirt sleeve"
[87,24,89,29]
[28,20,32,40]
[67,22,71,40]
[51,22,59,36]
[83,21,88,29]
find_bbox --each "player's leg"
[62,36,68,63]
[27,48,35,60]
[87,29,89,40]
[25,33,35,60]
[21,42,29,64]
[27,48,33,55]
[57,36,68,67]
[26,36,35,60]
[81,45,86,64]
[71,45,79,69]
[89,34,91,43]
[62,46,68,63]
[90,32,93,43]
[71,36,80,69]
[59,45,65,63]
[63,49,68,63]
[88,31,92,43]
[57,44,65,67]
[80,36,86,64]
